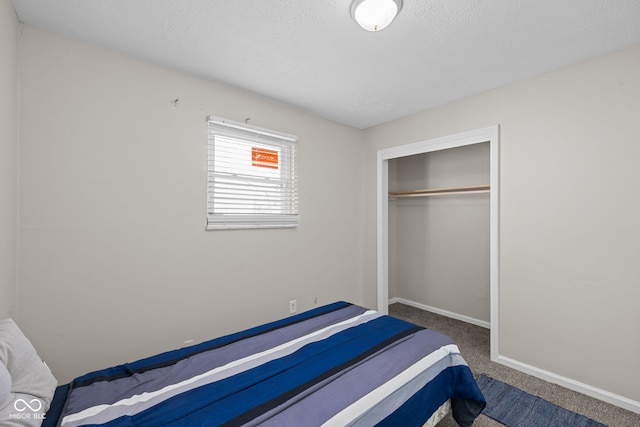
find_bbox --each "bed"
[3,301,485,426]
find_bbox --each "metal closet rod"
[389,184,490,198]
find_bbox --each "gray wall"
[389,144,490,323]
[0,2,18,319]
[16,26,365,384]
[363,44,640,404]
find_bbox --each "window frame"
[206,115,298,230]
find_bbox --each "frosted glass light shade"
[351,0,402,32]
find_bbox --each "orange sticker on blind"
[252,147,279,169]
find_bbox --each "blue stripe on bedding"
[72,301,353,388]
[42,384,69,427]
[96,316,422,427]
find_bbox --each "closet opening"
[376,126,499,361]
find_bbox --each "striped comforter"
[47,302,485,426]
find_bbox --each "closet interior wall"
[389,142,490,324]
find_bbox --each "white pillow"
[0,361,11,409]
[0,318,57,425]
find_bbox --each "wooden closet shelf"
[389,184,490,198]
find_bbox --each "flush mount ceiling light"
[351,0,403,32]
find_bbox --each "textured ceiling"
[11,0,640,129]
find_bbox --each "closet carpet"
[389,303,640,427]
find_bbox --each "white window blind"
[207,115,298,230]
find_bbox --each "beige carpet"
[389,303,640,427]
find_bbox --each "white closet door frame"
[376,125,500,361]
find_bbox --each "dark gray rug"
[478,375,607,427]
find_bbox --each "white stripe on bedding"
[62,310,381,426]
[321,344,461,427]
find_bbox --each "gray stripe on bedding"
[255,329,456,427]
[62,308,380,427]
[65,304,367,414]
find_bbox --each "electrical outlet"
[289,299,297,313]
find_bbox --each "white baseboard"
[389,297,640,414]
[496,355,640,415]
[388,297,490,329]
